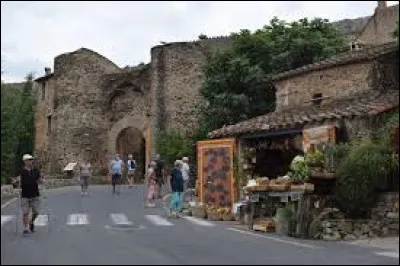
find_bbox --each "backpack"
[130,160,136,169]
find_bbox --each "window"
[47,116,52,135]
[312,93,323,105]
[41,82,46,100]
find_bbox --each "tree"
[1,73,36,184]
[155,131,194,167]
[200,17,347,134]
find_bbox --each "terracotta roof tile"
[208,90,399,138]
[272,42,398,81]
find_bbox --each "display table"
[245,189,306,230]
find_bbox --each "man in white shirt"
[181,157,190,195]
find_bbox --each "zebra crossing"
[1,213,215,230]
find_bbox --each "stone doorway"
[116,127,145,183]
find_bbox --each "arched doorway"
[116,127,145,183]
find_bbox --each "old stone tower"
[33,37,232,179]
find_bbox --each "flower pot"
[207,211,222,221]
[192,208,207,219]
[222,213,234,221]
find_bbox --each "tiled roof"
[208,90,399,139]
[272,42,398,81]
[34,73,54,82]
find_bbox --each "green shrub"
[335,139,398,217]
[323,142,351,172]
[305,150,325,168]
[155,131,194,166]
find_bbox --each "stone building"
[209,1,399,169]
[33,37,232,179]
[33,1,397,180]
[209,1,399,141]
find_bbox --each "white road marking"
[67,213,89,225]
[183,216,215,227]
[34,215,48,227]
[226,228,320,249]
[374,251,399,259]
[110,213,132,225]
[145,215,174,226]
[1,198,17,209]
[1,215,14,227]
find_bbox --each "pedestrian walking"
[145,161,158,207]
[11,154,42,235]
[79,161,91,196]
[127,154,136,188]
[110,154,124,196]
[181,157,190,197]
[154,154,166,198]
[169,160,184,217]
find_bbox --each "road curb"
[1,185,81,209]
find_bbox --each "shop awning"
[208,90,399,139]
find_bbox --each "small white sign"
[64,162,77,172]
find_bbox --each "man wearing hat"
[12,154,42,235]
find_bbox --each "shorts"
[81,176,90,189]
[112,174,121,183]
[127,169,136,176]
[20,197,40,215]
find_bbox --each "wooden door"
[197,138,236,207]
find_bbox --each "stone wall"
[150,39,231,141]
[36,48,121,176]
[275,61,373,111]
[310,193,399,241]
[161,42,207,136]
[356,4,399,47]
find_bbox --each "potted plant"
[275,204,295,235]
[192,203,207,219]
[288,155,309,184]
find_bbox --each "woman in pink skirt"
[146,161,158,207]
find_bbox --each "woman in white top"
[127,154,136,188]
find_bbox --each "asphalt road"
[1,185,399,265]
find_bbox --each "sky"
[1,1,399,82]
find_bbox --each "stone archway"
[108,115,152,182]
[116,127,145,182]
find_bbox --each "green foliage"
[323,142,351,172]
[276,204,295,222]
[394,21,399,40]
[288,155,309,183]
[305,150,325,168]
[155,131,194,167]
[374,111,399,150]
[200,17,347,133]
[1,74,36,184]
[335,139,398,217]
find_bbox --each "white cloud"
[1,1,399,82]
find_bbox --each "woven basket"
[269,183,290,192]
[245,184,270,192]
[192,207,207,219]
[291,183,314,192]
[207,211,222,221]
[222,213,234,221]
